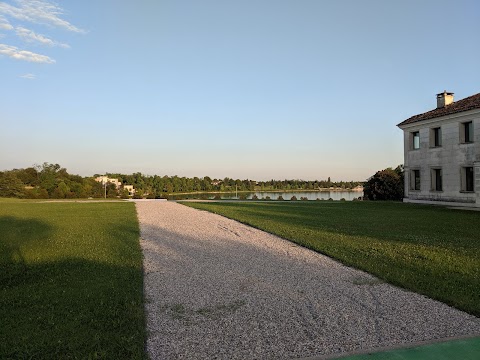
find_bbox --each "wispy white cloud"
[16,26,69,47]
[0,0,84,33]
[0,1,83,64]
[0,43,54,63]
[0,14,13,29]
[20,72,35,79]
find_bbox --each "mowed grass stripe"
[183,201,480,317]
[0,199,146,359]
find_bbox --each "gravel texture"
[137,201,480,359]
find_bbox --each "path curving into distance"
[136,201,480,359]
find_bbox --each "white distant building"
[123,185,135,196]
[397,91,480,207]
[95,176,122,189]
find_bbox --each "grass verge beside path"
[183,201,480,317]
[0,199,146,359]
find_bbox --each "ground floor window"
[410,169,420,190]
[461,167,474,192]
[431,168,442,191]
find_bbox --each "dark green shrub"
[364,165,404,201]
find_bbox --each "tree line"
[0,162,364,199]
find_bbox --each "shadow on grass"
[0,216,53,284]
[0,215,52,256]
[0,216,146,360]
[0,258,146,360]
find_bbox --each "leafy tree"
[106,183,118,198]
[14,167,39,186]
[1,162,367,199]
[364,165,404,201]
[70,182,87,198]
[120,189,130,199]
[0,172,25,198]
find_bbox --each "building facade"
[123,185,135,196]
[95,176,122,189]
[397,91,480,207]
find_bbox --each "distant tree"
[120,189,130,199]
[146,192,155,199]
[70,182,86,198]
[38,188,49,199]
[15,167,39,186]
[364,165,404,201]
[84,178,104,198]
[58,181,69,195]
[52,181,69,199]
[106,183,118,198]
[165,182,174,193]
[134,189,144,198]
[37,163,63,196]
[0,172,25,198]
[52,187,65,199]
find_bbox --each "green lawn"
[0,199,146,359]
[183,201,480,317]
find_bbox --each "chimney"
[436,90,454,108]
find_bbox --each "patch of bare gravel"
[136,201,480,359]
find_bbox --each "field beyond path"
[137,201,480,359]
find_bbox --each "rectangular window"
[412,131,420,149]
[431,169,442,191]
[462,167,474,192]
[461,121,473,143]
[431,127,442,147]
[411,169,420,190]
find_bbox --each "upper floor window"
[430,127,442,147]
[411,131,420,149]
[461,121,473,143]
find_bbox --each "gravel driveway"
[137,201,480,359]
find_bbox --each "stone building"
[123,185,135,196]
[95,176,122,189]
[397,91,480,207]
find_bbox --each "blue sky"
[1,0,479,180]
